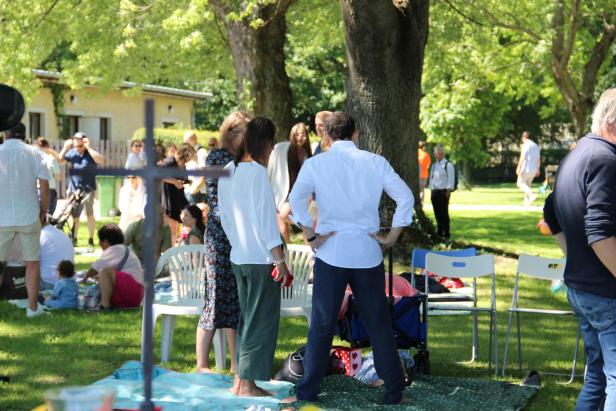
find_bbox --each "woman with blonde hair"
[196,112,250,374]
[268,122,312,242]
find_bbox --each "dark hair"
[98,223,124,246]
[234,117,276,167]
[288,123,312,193]
[57,260,75,278]
[184,205,205,239]
[6,123,26,140]
[176,142,196,165]
[36,137,50,148]
[325,112,355,141]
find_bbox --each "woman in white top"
[218,117,291,397]
[267,122,312,242]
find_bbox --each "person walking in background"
[268,122,313,243]
[429,145,455,239]
[417,140,431,203]
[516,131,541,206]
[546,88,616,410]
[195,112,249,375]
[35,137,61,215]
[312,111,333,155]
[0,123,50,317]
[59,132,104,246]
[284,112,413,405]
[218,117,290,397]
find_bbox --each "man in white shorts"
[0,123,50,317]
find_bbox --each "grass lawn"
[0,184,582,410]
[448,182,546,206]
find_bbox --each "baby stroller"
[338,248,430,375]
[48,188,94,239]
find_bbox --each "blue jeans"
[568,287,616,411]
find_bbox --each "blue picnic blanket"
[92,361,293,411]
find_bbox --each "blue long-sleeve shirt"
[45,278,79,309]
[550,134,616,298]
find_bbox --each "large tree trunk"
[210,1,295,140]
[341,0,435,245]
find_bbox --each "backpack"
[445,160,458,191]
[274,346,306,383]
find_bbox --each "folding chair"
[410,248,477,350]
[280,244,314,325]
[426,253,498,375]
[502,254,581,383]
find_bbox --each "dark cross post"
[75,100,228,410]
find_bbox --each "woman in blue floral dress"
[196,112,250,373]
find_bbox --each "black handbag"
[0,264,28,300]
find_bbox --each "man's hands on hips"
[370,227,403,249]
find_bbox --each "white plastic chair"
[502,254,581,383]
[280,244,314,325]
[426,253,498,375]
[140,245,227,370]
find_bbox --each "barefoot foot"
[281,395,297,404]
[196,367,215,374]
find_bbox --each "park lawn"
[0,186,582,410]
[444,183,547,206]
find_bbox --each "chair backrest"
[156,245,206,303]
[517,254,565,281]
[411,247,477,272]
[425,253,494,279]
[281,244,314,308]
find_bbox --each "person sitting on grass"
[84,224,143,310]
[42,260,78,310]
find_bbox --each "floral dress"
[198,149,240,330]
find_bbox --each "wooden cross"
[75,100,228,410]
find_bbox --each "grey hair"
[591,88,616,134]
[434,145,445,154]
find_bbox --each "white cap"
[73,132,86,139]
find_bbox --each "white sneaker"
[26,304,49,318]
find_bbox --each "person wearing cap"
[0,123,50,317]
[59,132,104,246]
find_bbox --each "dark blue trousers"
[295,258,405,403]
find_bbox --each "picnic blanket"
[93,361,292,411]
[91,362,536,411]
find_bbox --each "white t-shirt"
[91,244,143,285]
[520,139,541,175]
[218,161,282,265]
[0,139,50,226]
[40,224,75,285]
[125,152,145,170]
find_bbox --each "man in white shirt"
[429,145,455,239]
[516,131,541,206]
[0,123,50,317]
[285,112,414,405]
[40,221,75,288]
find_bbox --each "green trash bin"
[97,176,117,217]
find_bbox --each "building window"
[29,112,43,139]
[100,118,110,141]
[162,121,176,129]
[62,115,80,138]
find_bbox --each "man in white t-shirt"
[516,131,541,206]
[84,224,143,310]
[40,222,74,288]
[0,123,50,317]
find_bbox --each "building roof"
[33,69,211,100]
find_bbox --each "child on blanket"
[43,260,79,309]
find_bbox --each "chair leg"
[213,330,227,371]
[471,310,478,362]
[493,311,498,377]
[564,323,582,384]
[502,310,514,377]
[516,311,522,372]
[488,311,494,371]
[160,315,176,363]
[304,307,312,327]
